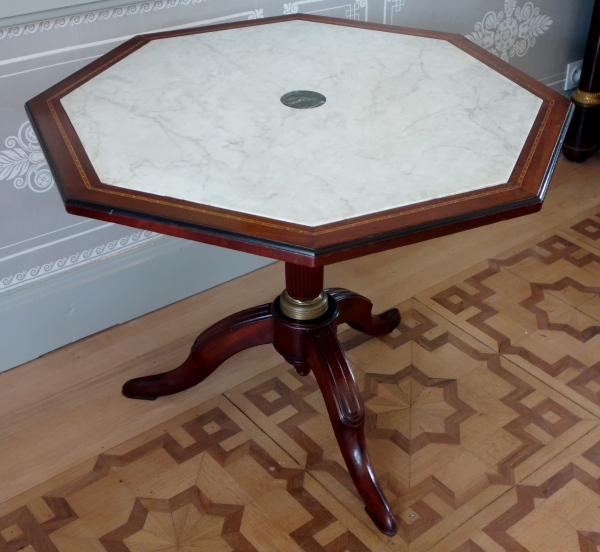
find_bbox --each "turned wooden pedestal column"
[122,263,400,535]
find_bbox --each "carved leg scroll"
[328,287,400,336]
[306,324,397,536]
[122,305,274,400]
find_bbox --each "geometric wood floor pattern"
[0,397,390,552]
[4,211,600,551]
[227,300,597,552]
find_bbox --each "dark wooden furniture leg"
[271,290,398,535]
[328,287,400,335]
[306,323,397,535]
[563,0,600,162]
[122,304,274,399]
[122,263,400,535]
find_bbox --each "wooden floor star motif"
[7,209,600,551]
[228,299,597,551]
[101,487,248,552]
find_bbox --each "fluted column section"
[285,263,324,300]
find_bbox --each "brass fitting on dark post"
[279,290,329,320]
[563,0,600,162]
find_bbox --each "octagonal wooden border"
[26,14,572,267]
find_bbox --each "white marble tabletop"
[61,19,543,227]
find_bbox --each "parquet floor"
[3,154,600,552]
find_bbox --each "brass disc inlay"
[279,290,329,320]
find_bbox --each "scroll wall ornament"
[466,0,553,61]
[0,121,54,193]
[0,230,159,292]
[0,0,212,40]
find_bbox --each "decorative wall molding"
[0,0,216,40]
[0,236,272,372]
[247,9,264,19]
[0,121,54,193]
[383,0,405,25]
[284,0,367,20]
[466,0,553,61]
[0,230,161,292]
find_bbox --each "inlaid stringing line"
[46,31,554,237]
[517,101,553,186]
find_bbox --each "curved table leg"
[306,324,397,536]
[122,304,274,400]
[327,288,400,336]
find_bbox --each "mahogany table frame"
[26,15,572,536]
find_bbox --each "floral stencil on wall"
[466,0,553,61]
[0,122,54,193]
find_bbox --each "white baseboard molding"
[0,236,274,372]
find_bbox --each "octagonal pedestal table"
[26,15,572,536]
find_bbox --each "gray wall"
[0,0,595,371]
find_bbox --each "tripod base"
[123,287,400,536]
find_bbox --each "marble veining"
[61,20,543,226]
